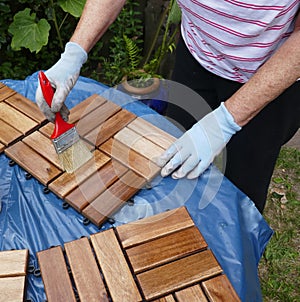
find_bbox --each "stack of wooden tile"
[3,85,176,226]
[37,207,240,302]
[0,249,29,302]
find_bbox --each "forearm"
[225,29,300,127]
[70,0,126,52]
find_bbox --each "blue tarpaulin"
[0,72,273,301]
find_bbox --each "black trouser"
[166,37,300,213]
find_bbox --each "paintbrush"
[38,71,93,173]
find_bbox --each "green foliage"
[58,0,86,18]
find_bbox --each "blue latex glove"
[35,42,87,122]
[156,103,241,179]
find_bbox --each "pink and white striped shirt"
[178,0,300,82]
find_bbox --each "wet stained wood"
[100,138,160,181]
[0,276,26,302]
[64,237,109,302]
[0,249,28,278]
[175,285,208,302]
[82,170,146,226]
[114,127,165,161]
[0,142,4,153]
[91,229,142,302]
[84,109,136,146]
[37,246,76,302]
[152,296,176,302]
[5,93,46,124]
[137,250,222,300]
[116,207,195,248]
[48,150,110,199]
[0,102,38,135]
[0,119,23,146]
[65,160,128,211]
[5,141,62,185]
[76,101,121,137]
[202,274,241,302]
[127,117,176,149]
[23,131,61,169]
[126,226,208,273]
[0,85,16,101]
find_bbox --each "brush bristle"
[58,139,93,173]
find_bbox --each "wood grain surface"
[0,249,28,278]
[0,85,16,101]
[37,246,76,302]
[91,229,142,302]
[0,119,23,146]
[0,142,4,153]
[0,276,26,302]
[137,250,222,300]
[202,274,241,302]
[65,237,109,302]
[175,285,208,302]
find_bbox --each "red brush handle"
[38,71,74,139]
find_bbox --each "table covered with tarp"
[0,72,273,301]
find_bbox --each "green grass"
[259,147,300,302]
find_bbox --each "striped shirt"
[179,0,300,82]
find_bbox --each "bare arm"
[225,15,300,126]
[70,0,126,53]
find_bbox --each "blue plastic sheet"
[0,72,273,301]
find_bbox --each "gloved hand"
[155,102,241,179]
[36,42,87,122]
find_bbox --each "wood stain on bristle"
[58,140,93,173]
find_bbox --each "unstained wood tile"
[0,276,26,302]
[0,249,28,278]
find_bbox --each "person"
[35,0,300,213]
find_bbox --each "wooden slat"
[82,170,146,226]
[38,122,54,138]
[0,142,4,153]
[76,101,121,137]
[152,295,176,302]
[100,138,160,181]
[85,109,136,146]
[0,250,28,278]
[137,250,222,300]
[126,226,207,273]
[90,229,142,302]
[48,150,110,199]
[175,285,208,302]
[0,102,38,134]
[37,246,76,302]
[23,131,61,169]
[127,117,176,149]
[68,94,107,124]
[65,160,128,211]
[202,274,241,302]
[0,85,16,101]
[5,93,46,124]
[5,141,62,185]
[114,127,165,161]
[64,237,109,302]
[0,119,23,146]
[0,82,4,89]
[116,207,195,248]
[0,276,26,302]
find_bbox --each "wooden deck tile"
[137,250,222,300]
[82,170,147,226]
[116,207,195,248]
[0,276,26,302]
[0,82,4,89]
[37,246,76,302]
[175,285,208,302]
[84,109,136,146]
[5,141,62,185]
[202,274,241,302]
[152,296,176,302]
[0,249,28,278]
[48,150,110,199]
[100,138,160,181]
[0,120,23,146]
[114,127,165,161]
[5,93,46,124]
[0,142,4,153]
[126,226,207,273]
[0,102,38,135]
[65,237,109,302]
[91,229,142,302]
[65,160,128,211]
[0,85,16,101]
[127,117,176,149]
